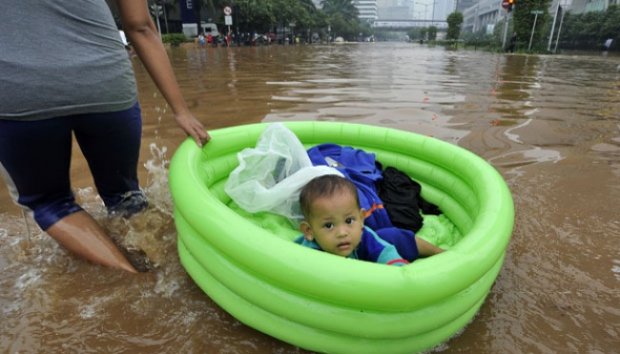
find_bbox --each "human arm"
[415,237,444,257]
[377,245,409,266]
[362,228,409,266]
[115,0,210,147]
[376,227,444,260]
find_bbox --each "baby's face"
[301,190,364,257]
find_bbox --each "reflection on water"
[1,43,619,353]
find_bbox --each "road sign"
[502,0,515,12]
[531,10,544,14]
[225,15,232,26]
[149,4,162,17]
[223,6,232,15]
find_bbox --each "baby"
[295,175,443,265]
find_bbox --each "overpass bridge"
[372,19,448,30]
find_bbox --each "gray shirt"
[0,0,137,120]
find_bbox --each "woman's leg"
[46,210,137,272]
[0,117,137,272]
[73,103,147,217]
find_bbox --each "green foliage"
[161,33,188,46]
[322,0,363,41]
[560,5,620,50]
[445,4,618,52]
[462,30,496,49]
[179,0,319,34]
[511,0,552,51]
[407,26,437,41]
[186,0,369,42]
[427,26,438,41]
[374,29,407,41]
[234,0,276,31]
[446,12,463,40]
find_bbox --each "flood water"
[1,42,619,353]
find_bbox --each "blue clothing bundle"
[295,226,418,266]
[303,143,440,264]
[307,144,393,230]
[307,143,442,232]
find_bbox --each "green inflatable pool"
[169,121,514,353]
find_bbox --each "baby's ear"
[299,221,314,241]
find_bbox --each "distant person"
[225,30,232,47]
[507,32,517,53]
[295,175,444,265]
[198,32,206,47]
[602,38,613,51]
[0,1,210,272]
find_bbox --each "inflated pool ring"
[169,121,514,354]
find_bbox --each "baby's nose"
[336,225,349,237]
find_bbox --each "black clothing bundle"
[376,166,441,232]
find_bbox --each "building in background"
[402,0,457,21]
[377,0,414,20]
[569,0,618,13]
[354,0,379,21]
[455,0,476,12]
[460,0,578,35]
[461,0,506,34]
[432,0,457,23]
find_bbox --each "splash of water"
[143,143,173,217]
[612,259,620,281]
[99,142,179,269]
[14,269,42,290]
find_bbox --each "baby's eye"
[323,222,334,230]
[345,217,355,225]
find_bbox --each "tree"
[511,0,552,51]
[599,5,620,42]
[560,5,620,50]
[321,0,360,40]
[228,0,322,37]
[272,0,317,35]
[427,26,437,41]
[321,0,358,22]
[235,0,276,32]
[446,12,463,40]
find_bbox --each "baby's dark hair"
[299,175,359,218]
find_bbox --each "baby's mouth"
[337,241,351,250]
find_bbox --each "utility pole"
[501,0,515,50]
[502,12,510,49]
[553,6,566,53]
[158,0,169,34]
[149,3,163,36]
[528,10,543,51]
[547,0,561,51]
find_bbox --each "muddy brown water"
[1,42,618,353]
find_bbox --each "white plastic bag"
[224,123,342,221]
